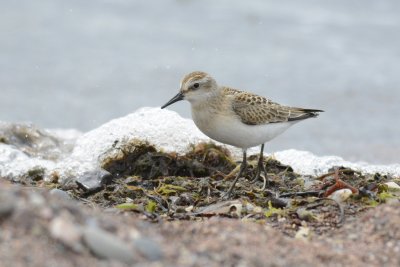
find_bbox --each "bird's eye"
[193,83,199,89]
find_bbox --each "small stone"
[50,215,84,252]
[29,192,46,207]
[76,169,112,193]
[277,217,286,222]
[184,205,194,212]
[0,192,16,218]
[133,237,163,261]
[296,208,317,222]
[83,226,134,264]
[254,206,263,213]
[39,207,54,220]
[195,200,242,215]
[385,181,400,191]
[328,189,353,203]
[229,203,242,217]
[295,226,311,240]
[49,188,70,200]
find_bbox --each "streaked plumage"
[161,71,323,198]
[224,87,321,125]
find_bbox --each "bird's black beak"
[161,92,184,109]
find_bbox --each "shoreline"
[1,108,400,266]
[1,108,399,184]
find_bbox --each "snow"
[0,107,399,183]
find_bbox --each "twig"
[316,168,356,181]
[323,169,358,197]
[279,191,321,198]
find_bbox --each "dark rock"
[0,191,16,218]
[82,226,135,264]
[76,169,112,193]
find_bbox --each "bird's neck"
[190,87,223,111]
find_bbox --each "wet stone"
[82,226,135,264]
[76,169,112,193]
[133,237,164,261]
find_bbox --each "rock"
[295,226,311,240]
[0,191,16,218]
[49,188,70,200]
[133,237,163,261]
[50,215,84,252]
[28,191,46,207]
[75,169,112,193]
[194,200,242,216]
[385,181,400,191]
[296,208,317,222]
[82,226,134,264]
[328,189,353,203]
[0,122,75,160]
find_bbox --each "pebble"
[385,181,400,191]
[50,215,84,252]
[49,188,70,200]
[296,208,316,222]
[195,200,242,215]
[328,189,352,203]
[0,192,16,218]
[75,169,112,192]
[133,237,164,261]
[29,192,45,207]
[295,226,311,240]
[82,226,135,264]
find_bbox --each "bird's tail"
[288,108,324,121]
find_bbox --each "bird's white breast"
[191,106,297,149]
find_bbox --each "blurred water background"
[1,0,399,164]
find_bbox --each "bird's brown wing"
[231,91,323,125]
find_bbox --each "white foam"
[1,107,399,183]
[274,149,400,176]
[0,144,55,180]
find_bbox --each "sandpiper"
[161,71,323,198]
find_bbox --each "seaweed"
[10,139,400,238]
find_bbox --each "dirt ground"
[1,142,399,266]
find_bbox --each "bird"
[161,71,323,198]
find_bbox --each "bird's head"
[161,71,218,109]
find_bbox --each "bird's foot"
[221,165,241,181]
[250,160,268,184]
[254,174,268,192]
[221,170,244,200]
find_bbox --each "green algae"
[116,203,140,211]
[264,201,287,218]
[145,200,157,213]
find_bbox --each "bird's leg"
[222,149,247,199]
[250,144,268,188]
